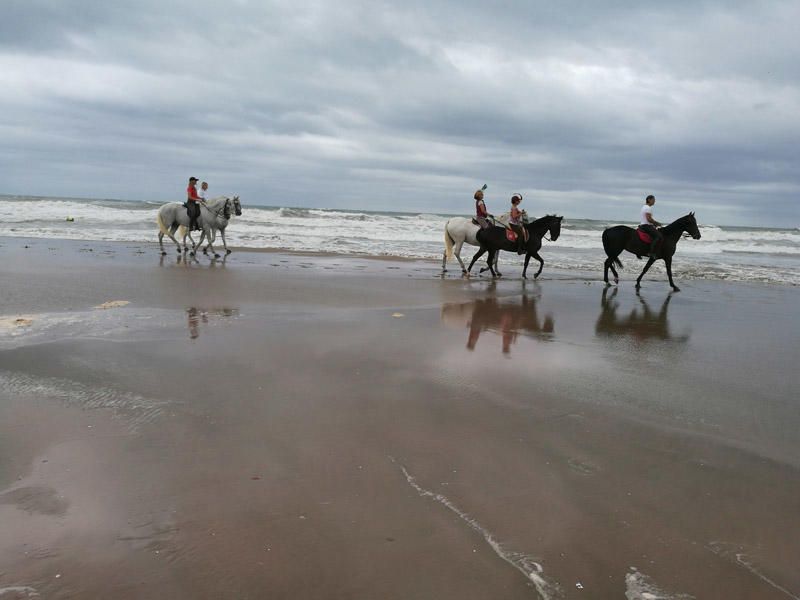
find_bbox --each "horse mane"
[661,212,695,235]
[530,214,560,225]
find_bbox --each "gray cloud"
[1,0,798,226]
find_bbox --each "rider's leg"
[648,231,662,258]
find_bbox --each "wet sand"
[1,237,799,599]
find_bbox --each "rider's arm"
[646,212,660,227]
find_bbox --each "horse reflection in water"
[441,293,554,355]
[186,307,239,339]
[595,287,689,344]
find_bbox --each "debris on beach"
[391,313,405,318]
[0,316,34,329]
[94,300,130,310]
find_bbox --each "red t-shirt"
[187,185,200,201]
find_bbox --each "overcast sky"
[1,1,798,226]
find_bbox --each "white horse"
[156,196,234,258]
[442,211,523,274]
[180,196,241,255]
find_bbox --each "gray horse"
[182,196,242,255]
[156,196,234,257]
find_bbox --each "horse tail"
[601,229,623,269]
[444,222,455,259]
[156,210,169,235]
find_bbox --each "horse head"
[684,212,701,239]
[547,215,563,241]
[223,198,232,220]
[233,196,242,216]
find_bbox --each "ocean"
[1,195,798,285]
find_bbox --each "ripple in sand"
[0,485,69,517]
[0,371,168,432]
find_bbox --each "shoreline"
[2,234,797,288]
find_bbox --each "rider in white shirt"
[199,181,209,200]
[639,194,663,258]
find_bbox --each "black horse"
[467,215,563,278]
[602,212,701,291]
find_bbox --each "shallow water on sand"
[1,239,799,599]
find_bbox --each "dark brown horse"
[467,215,563,279]
[602,212,701,291]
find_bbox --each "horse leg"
[454,241,467,274]
[494,253,502,277]
[486,249,498,278]
[635,257,657,289]
[665,256,680,291]
[205,228,220,258]
[522,253,531,278]
[221,229,231,254]
[158,232,167,255]
[468,247,486,275]
[204,230,216,254]
[531,252,544,279]
[164,224,182,254]
[182,227,195,256]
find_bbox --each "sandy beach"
[1,236,798,599]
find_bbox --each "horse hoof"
[614,278,619,284]
[672,286,681,292]
[226,250,232,255]
[214,254,221,259]
[190,252,195,257]
[534,273,540,279]
[161,251,167,256]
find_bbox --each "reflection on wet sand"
[595,287,689,343]
[186,307,239,339]
[159,254,228,268]
[441,293,554,355]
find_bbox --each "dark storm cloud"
[1,0,798,225]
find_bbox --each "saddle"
[636,228,652,244]
[505,229,517,243]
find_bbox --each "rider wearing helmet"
[475,186,493,229]
[186,177,202,231]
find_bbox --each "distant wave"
[1,196,798,285]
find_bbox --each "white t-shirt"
[640,204,654,225]
[199,188,207,200]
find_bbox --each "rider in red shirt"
[475,187,492,229]
[186,177,202,230]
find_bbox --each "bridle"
[201,198,231,220]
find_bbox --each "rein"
[200,200,230,220]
